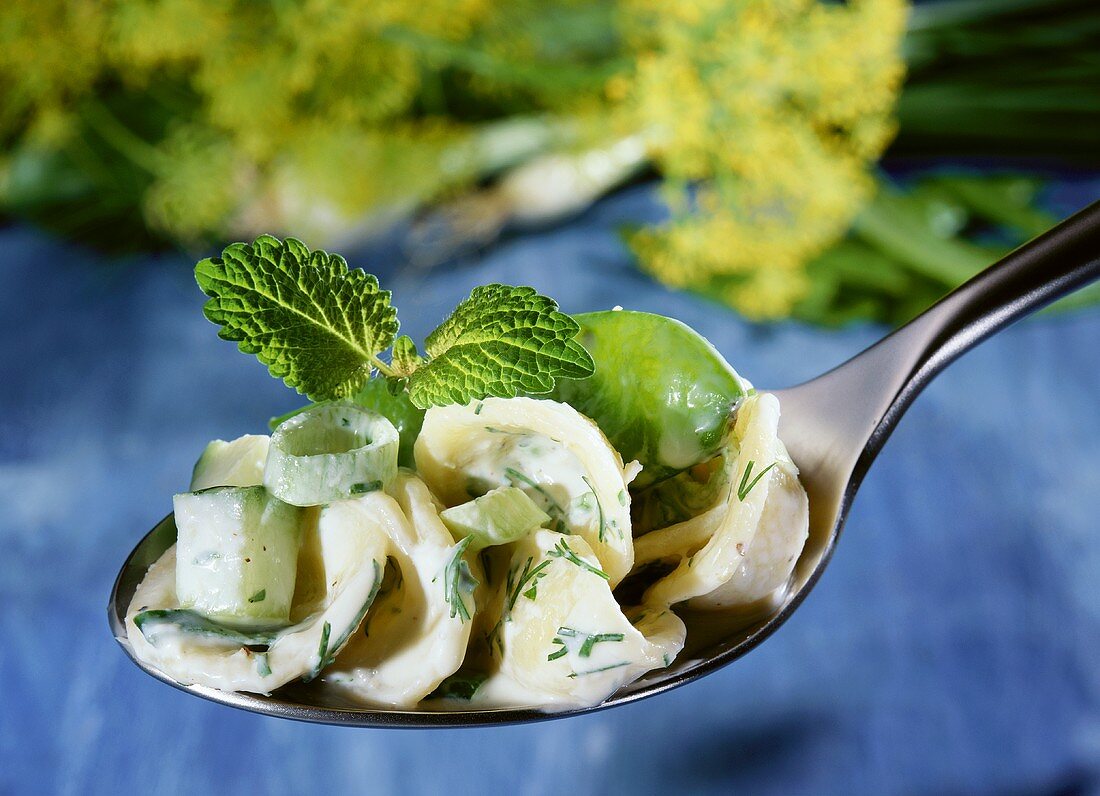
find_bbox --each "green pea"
[551,310,748,488]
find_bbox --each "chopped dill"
[737,460,777,501]
[547,539,609,580]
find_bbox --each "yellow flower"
[616,0,908,319]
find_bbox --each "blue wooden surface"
[2,183,1099,795]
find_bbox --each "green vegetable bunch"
[0,0,909,320]
[1,0,1096,325]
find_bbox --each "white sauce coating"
[467,530,684,710]
[415,398,637,586]
[321,473,473,708]
[125,390,808,712]
[125,494,392,693]
[641,393,810,610]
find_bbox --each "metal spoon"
[109,201,1100,727]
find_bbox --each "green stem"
[852,187,992,286]
[370,355,398,379]
[81,103,167,176]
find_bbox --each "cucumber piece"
[265,401,399,507]
[440,486,550,551]
[174,486,303,628]
[269,378,425,469]
[190,434,270,490]
[127,493,392,693]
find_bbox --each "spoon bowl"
[110,201,1100,727]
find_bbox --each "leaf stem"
[370,354,399,379]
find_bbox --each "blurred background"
[2,1,1098,793]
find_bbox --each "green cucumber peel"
[133,609,281,647]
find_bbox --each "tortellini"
[126,496,390,693]
[128,386,809,712]
[471,530,684,709]
[635,393,809,611]
[322,472,477,707]
[414,397,639,586]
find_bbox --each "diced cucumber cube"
[190,435,270,491]
[440,486,550,551]
[174,486,303,628]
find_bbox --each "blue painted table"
[2,183,1098,795]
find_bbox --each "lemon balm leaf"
[195,235,398,401]
[195,242,595,409]
[407,284,595,408]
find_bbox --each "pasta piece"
[415,397,639,586]
[642,393,809,610]
[322,472,477,708]
[472,530,684,710]
[125,496,390,693]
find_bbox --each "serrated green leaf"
[406,284,594,408]
[195,235,398,401]
[391,334,423,377]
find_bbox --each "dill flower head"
[618,0,908,319]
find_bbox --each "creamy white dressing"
[460,530,684,710]
[415,398,637,586]
[453,430,598,536]
[128,389,808,713]
[321,473,473,708]
[126,494,391,693]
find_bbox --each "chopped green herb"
[737,460,777,501]
[247,589,266,604]
[567,661,630,678]
[436,537,479,622]
[428,672,489,701]
[506,556,552,613]
[474,402,484,415]
[617,490,628,507]
[350,480,383,494]
[581,476,606,541]
[547,539,609,580]
[547,626,625,661]
[300,620,335,681]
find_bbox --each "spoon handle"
[777,199,1100,492]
